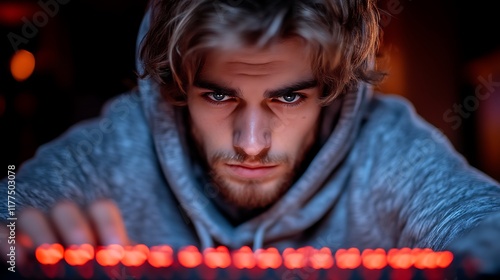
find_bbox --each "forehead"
[199,37,313,79]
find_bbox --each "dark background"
[1,0,499,181]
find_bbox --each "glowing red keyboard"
[4,244,484,279]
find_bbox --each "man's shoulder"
[58,90,150,148]
[81,90,147,135]
[363,92,444,141]
[366,92,419,124]
[23,89,155,173]
[357,92,461,165]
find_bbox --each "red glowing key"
[362,248,387,270]
[335,248,361,269]
[64,244,94,266]
[96,244,124,266]
[436,251,453,268]
[178,246,202,268]
[255,247,282,269]
[121,244,150,267]
[309,247,334,269]
[148,245,174,268]
[426,252,439,269]
[283,247,308,269]
[232,246,256,269]
[36,243,64,265]
[413,248,438,269]
[204,246,231,268]
[387,248,413,269]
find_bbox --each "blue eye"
[277,93,301,103]
[207,92,230,102]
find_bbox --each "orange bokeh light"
[362,248,387,270]
[387,248,413,269]
[178,246,202,268]
[36,243,64,265]
[309,247,334,269]
[148,245,174,268]
[436,251,454,268]
[204,246,231,268]
[232,246,256,269]
[64,244,94,266]
[121,244,150,267]
[283,247,309,269]
[96,244,124,266]
[255,247,282,269]
[335,248,361,269]
[413,248,440,269]
[10,49,35,82]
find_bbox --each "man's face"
[187,38,322,209]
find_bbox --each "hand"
[0,199,130,267]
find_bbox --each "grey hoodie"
[1,8,500,255]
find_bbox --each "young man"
[1,0,500,273]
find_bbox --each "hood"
[135,7,372,250]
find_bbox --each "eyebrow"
[193,80,239,97]
[264,79,318,98]
[193,79,318,98]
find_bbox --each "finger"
[51,202,96,246]
[87,200,129,246]
[18,208,57,247]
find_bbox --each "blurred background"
[0,0,499,181]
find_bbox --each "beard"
[208,151,294,209]
[196,144,311,209]
[210,171,293,209]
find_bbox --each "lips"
[226,163,278,179]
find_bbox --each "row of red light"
[35,244,453,270]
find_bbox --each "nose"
[233,106,271,157]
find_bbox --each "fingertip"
[18,207,58,246]
[51,201,96,246]
[88,199,129,246]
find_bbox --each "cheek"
[274,110,320,155]
[187,101,234,153]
